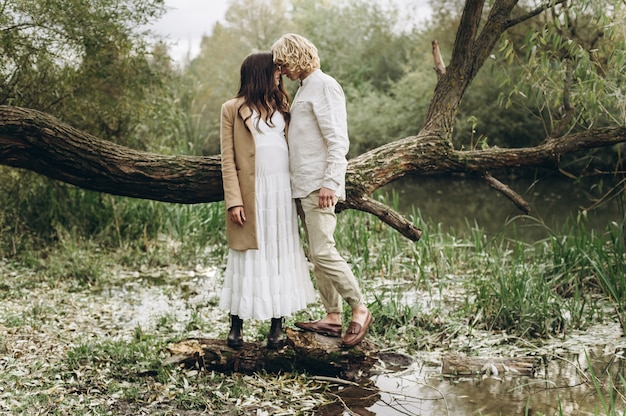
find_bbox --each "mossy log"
[442,353,539,377]
[164,328,391,381]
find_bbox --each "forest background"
[1,0,626,414]
[3,0,623,252]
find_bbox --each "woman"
[219,52,316,349]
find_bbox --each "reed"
[582,351,626,416]
[584,220,626,336]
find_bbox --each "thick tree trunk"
[1,105,625,240]
[0,105,223,204]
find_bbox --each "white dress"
[219,111,316,320]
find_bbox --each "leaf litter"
[0,261,330,415]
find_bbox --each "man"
[271,33,373,348]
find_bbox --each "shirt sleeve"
[312,81,349,193]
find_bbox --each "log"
[3,106,626,242]
[0,105,422,241]
[164,328,400,381]
[442,353,539,377]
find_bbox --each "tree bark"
[0,105,223,204]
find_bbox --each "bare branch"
[432,40,446,76]
[504,0,568,29]
[338,195,423,242]
[482,173,531,214]
[0,22,39,33]
[550,61,576,138]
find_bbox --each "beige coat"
[220,97,289,251]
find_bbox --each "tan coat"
[221,97,289,251]
[221,97,257,250]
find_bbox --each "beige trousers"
[297,191,364,313]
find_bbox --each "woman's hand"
[228,206,246,226]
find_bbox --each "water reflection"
[382,174,623,241]
[315,345,626,415]
[368,350,626,416]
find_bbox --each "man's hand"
[228,206,246,225]
[318,187,337,208]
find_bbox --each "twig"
[432,40,446,77]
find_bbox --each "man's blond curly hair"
[271,33,320,74]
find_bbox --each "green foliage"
[0,167,227,269]
[292,0,417,90]
[0,0,182,149]
[346,69,435,155]
[289,0,429,155]
[498,1,626,135]
[179,0,431,156]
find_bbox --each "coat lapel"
[238,104,254,136]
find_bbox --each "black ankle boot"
[227,315,243,349]
[267,317,285,350]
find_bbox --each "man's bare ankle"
[322,313,342,325]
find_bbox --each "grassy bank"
[1,181,625,414]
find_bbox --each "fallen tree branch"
[2,105,626,241]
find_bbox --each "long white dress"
[219,111,316,320]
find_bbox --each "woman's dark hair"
[237,52,290,129]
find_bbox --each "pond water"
[381,173,624,241]
[366,338,626,415]
[313,327,626,416]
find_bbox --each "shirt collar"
[300,68,321,87]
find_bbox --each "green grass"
[1,181,625,414]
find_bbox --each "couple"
[219,33,372,350]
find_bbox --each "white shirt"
[288,69,349,200]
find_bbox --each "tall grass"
[0,168,227,277]
[333,194,625,341]
[461,212,625,338]
[1,180,625,414]
[2,172,626,339]
[585,219,626,335]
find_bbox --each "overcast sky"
[151,0,431,63]
[150,0,230,63]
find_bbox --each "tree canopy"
[1,0,625,242]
